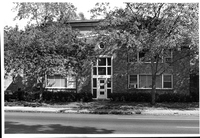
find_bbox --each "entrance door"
[98,78,107,99]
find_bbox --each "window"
[93,78,97,87]
[98,67,106,75]
[107,78,111,88]
[93,67,97,75]
[93,89,97,98]
[47,75,76,89]
[67,76,76,88]
[129,75,163,89]
[163,75,172,88]
[98,58,106,66]
[107,67,111,75]
[93,57,112,76]
[129,49,163,63]
[139,75,152,88]
[164,49,173,64]
[129,75,137,88]
[139,75,162,88]
[139,49,151,62]
[47,75,67,87]
[107,58,111,66]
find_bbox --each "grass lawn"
[4,101,199,111]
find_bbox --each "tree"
[13,2,77,25]
[78,12,86,20]
[4,3,94,99]
[90,3,198,105]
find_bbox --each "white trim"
[163,74,173,89]
[45,87,73,89]
[92,56,113,99]
[111,56,113,94]
[45,75,76,89]
[128,49,175,64]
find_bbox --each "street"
[4,112,199,134]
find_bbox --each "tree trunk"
[39,76,45,102]
[151,75,156,105]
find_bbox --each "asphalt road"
[4,112,199,134]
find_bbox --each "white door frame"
[91,56,113,99]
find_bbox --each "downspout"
[127,46,129,93]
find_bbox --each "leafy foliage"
[13,2,77,25]
[91,3,199,104]
[5,3,95,92]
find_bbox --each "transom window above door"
[97,57,111,66]
[93,57,112,76]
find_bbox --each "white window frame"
[162,74,173,89]
[128,74,173,89]
[128,49,174,64]
[91,55,113,99]
[46,75,76,89]
[128,50,164,63]
[128,74,138,89]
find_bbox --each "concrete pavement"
[5,112,199,134]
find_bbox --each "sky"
[1,0,198,29]
[1,1,125,29]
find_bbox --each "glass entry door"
[98,78,107,99]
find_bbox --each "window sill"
[45,87,76,89]
[129,61,165,64]
[130,88,173,90]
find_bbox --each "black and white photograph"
[1,0,199,137]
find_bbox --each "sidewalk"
[4,105,199,116]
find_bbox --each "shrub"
[27,90,93,103]
[156,93,193,103]
[108,92,194,103]
[76,92,93,102]
[108,92,151,102]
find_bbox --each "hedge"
[108,92,197,103]
[5,90,198,103]
[42,91,93,102]
[108,92,151,102]
[5,90,93,102]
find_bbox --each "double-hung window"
[163,75,173,88]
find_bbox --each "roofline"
[66,19,102,24]
[66,19,102,29]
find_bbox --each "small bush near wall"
[108,93,151,102]
[108,92,195,103]
[156,93,194,103]
[6,90,93,103]
[41,91,93,102]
